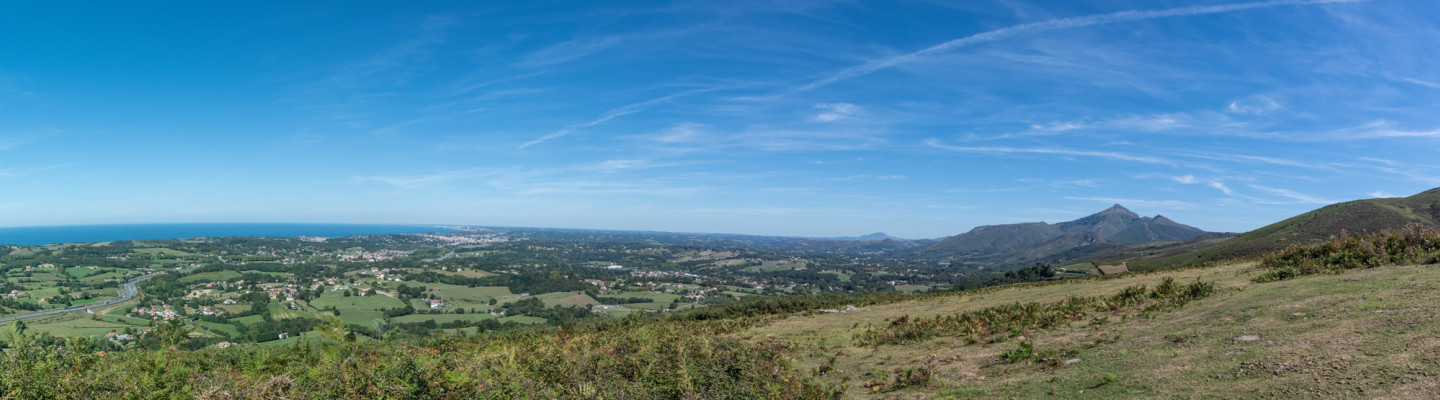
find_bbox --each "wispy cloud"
[595,159,654,173]
[828,174,906,181]
[1064,196,1198,209]
[329,15,457,89]
[444,71,551,98]
[682,207,815,215]
[1177,150,1319,169]
[812,103,861,122]
[0,132,44,151]
[354,168,506,189]
[788,0,1367,94]
[519,36,624,67]
[925,139,1173,165]
[517,182,704,196]
[1389,76,1440,90]
[1209,181,1235,195]
[1248,184,1338,204]
[520,89,710,148]
[1227,95,1283,114]
[634,122,887,153]
[1333,120,1440,139]
[1171,175,1199,184]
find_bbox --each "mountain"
[816,232,907,241]
[926,204,1211,268]
[1132,187,1440,269]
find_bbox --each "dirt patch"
[1236,334,1261,341]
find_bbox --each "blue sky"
[3,0,1439,238]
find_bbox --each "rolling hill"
[1129,187,1440,270]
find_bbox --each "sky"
[3,0,1440,239]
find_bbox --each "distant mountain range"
[924,204,1213,268]
[813,232,910,241]
[482,187,1440,272]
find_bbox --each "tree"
[152,320,192,350]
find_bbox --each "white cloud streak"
[354,168,506,189]
[790,0,1368,94]
[520,89,709,149]
[1248,184,1337,204]
[1209,181,1235,195]
[925,139,1172,165]
[812,103,861,122]
[1064,196,1198,209]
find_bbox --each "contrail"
[791,0,1370,94]
[520,89,709,149]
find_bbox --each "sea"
[0,223,457,246]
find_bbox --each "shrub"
[1256,224,1440,282]
[1000,340,1035,364]
[853,279,1217,347]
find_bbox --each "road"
[0,275,156,324]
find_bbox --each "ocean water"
[0,223,456,246]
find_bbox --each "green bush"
[1256,225,1440,282]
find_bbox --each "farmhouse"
[1096,262,1129,276]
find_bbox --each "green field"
[79,271,125,283]
[497,315,546,325]
[64,267,108,278]
[133,248,200,257]
[390,313,496,324]
[741,260,805,272]
[194,321,239,336]
[310,290,407,326]
[22,272,63,283]
[420,283,514,304]
[820,270,853,282]
[179,270,243,283]
[27,318,136,338]
[240,270,293,278]
[533,291,598,307]
[599,290,680,310]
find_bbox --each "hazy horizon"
[4,1,1439,238]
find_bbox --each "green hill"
[742,258,1440,398]
[1130,187,1440,270]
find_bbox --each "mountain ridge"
[926,204,1211,268]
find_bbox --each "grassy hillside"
[741,260,1440,398]
[1129,187,1440,271]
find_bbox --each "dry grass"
[739,261,1440,398]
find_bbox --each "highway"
[0,275,156,324]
